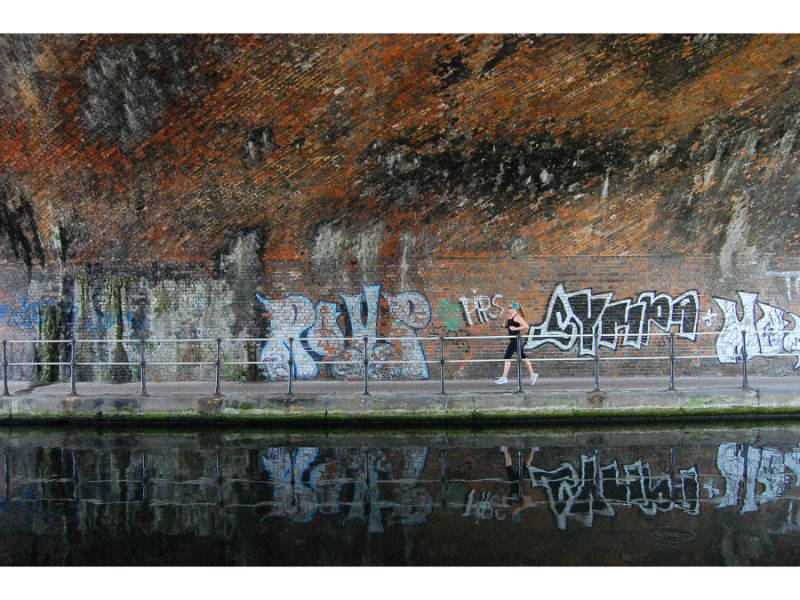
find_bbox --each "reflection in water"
[716,443,800,513]
[2,427,800,565]
[529,453,700,530]
[259,447,431,532]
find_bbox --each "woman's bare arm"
[509,316,529,331]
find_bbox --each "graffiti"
[713,291,800,368]
[255,294,318,379]
[529,452,700,530]
[766,270,800,301]
[432,325,471,353]
[76,308,138,336]
[256,284,432,380]
[524,284,699,356]
[715,443,800,514]
[0,297,137,336]
[0,298,70,329]
[259,447,432,532]
[438,300,466,332]
[458,293,504,327]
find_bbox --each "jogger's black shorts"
[503,340,527,360]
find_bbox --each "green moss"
[106,277,131,383]
[244,341,261,382]
[40,304,63,383]
[76,273,92,315]
[7,390,800,425]
[153,282,171,317]
[222,364,247,381]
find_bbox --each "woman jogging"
[495,301,538,385]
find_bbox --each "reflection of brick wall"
[1,432,798,565]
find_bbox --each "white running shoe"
[495,376,508,385]
[530,373,538,385]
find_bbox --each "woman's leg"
[497,340,515,380]
[524,359,538,384]
[501,446,512,467]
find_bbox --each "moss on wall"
[106,276,131,383]
[40,304,63,383]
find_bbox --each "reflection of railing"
[0,328,781,397]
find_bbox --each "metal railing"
[0,328,778,397]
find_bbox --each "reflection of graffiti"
[260,447,432,532]
[714,291,800,368]
[529,452,700,530]
[772,501,800,535]
[256,284,432,380]
[458,293,504,327]
[525,284,699,356]
[463,489,509,520]
[715,443,800,514]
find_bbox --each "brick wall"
[2,251,800,382]
[2,34,800,382]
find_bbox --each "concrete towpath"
[2,375,800,424]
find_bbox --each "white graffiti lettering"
[255,294,318,379]
[766,270,800,301]
[458,293,504,327]
[256,284,432,380]
[524,284,699,356]
[713,291,800,368]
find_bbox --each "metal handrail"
[1,328,792,397]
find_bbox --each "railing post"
[439,334,446,395]
[741,329,749,389]
[440,447,447,507]
[214,337,221,397]
[516,334,523,393]
[288,337,294,395]
[70,337,76,396]
[518,448,524,492]
[2,340,9,396]
[216,450,224,507]
[593,330,600,392]
[4,449,9,501]
[363,336,370,396]
[139,337,148,397]
[141,452,148,502]
[668,332,675,391]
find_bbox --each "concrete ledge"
[4,420,800,450]
[2,383,800,424]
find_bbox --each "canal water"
[2,423,800,566]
